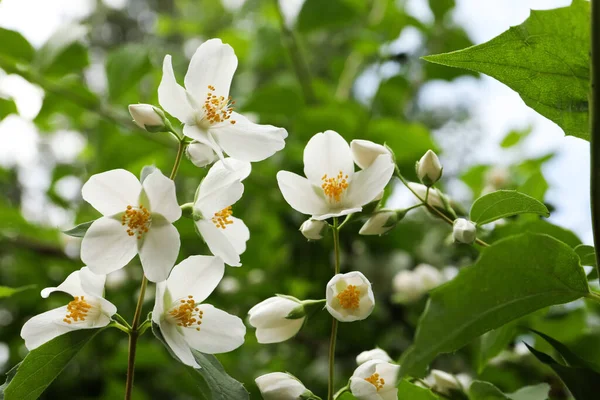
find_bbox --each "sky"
[0,0,592,242]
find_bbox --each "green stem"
[590,0,600,282]
[586,291,600,304]
[337,213,355,230]
[332,385,350,399]
[110,321,131,334]
[124,138,187,400]
[113,313,132,329]
[328,218,341,400]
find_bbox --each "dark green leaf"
[476,322,518,373]
[62,221,94,238]
[399,233,588,377]
[0,28,34,62]
[531,330,600,373]
[574,244,596,267]
[2,329,100,400]
[468,381,549,400]
[470,190,549,225]
[106,44,151,101]
[397,379,440,399]
[489,220,581,248]
[423,0,590,140]
[0,285,35,298]
[297,0,365,32]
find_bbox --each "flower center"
[63,296,92,324]
[321,171,349,202]
[203,85,236,125]
[212,206,234,229]
[121,204,151,239]
[337,285,360,309]
[365,373,385,391]
[169,295,204,331]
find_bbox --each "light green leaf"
[423,0,590,140]
[106,44,151,101]
[62,220,94,238]
[500,127,532,148]
[0,98,18,119]
[470,190,549,225]
[0,285,35,299]
[1,329,101,400]
[574,244,596,267]
[399,233,588,377]
[490,219,581,248]
[469,381,550,400]
[0,28,34,62]
[397,379,440,399]
[476,322,518,373]
[35,25,89,76]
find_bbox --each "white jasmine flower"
[356,348,393,365]
[152,255,245,367]
[255,372,313,400]
[416,150,442,186]
[21,267,117,350]
[80,169,181,282]
[350,139,393,169]
[128,104,167,131]
[193,158,251,266]
[300,218,327,240]
[187,141,218,167]
[248,296,305,344]
[277,131,394,220]
[326,271,375,322]
[453,218,477,244]
[350,359,400,400]
[158,38,287,162]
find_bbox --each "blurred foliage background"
[0,0,595,398]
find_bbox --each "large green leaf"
[399,233,588,377]
[1,329,101,400]
[397,380,440,399]
[106,44,151,101]
[152,322,248,400]
[470,190,549,225]
[423,0,590,140]
[0,28,34,62]
[476,322,518,373]
[468,381,549,400]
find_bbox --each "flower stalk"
[590,0,600,281]
[328,217,341,400]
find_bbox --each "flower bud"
[416,150,442,186]
[187,141,218,168]
[359,209,404,236]
[248,296,305,343]
[430,370,462,394]
[413,264,443,291]
[350,139,393,169]
[255,372,316,400]
[392,270,424,304]
[300,219,327,240]
[453,218,477,244]
[128,104,168,132]
[356,348,393,365]
[326,271,374,322]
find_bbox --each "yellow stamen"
[365,373,385,391]
[63,296,92,324]
[169,295,204,331]
[321,171,349,202]
[212,206,234,229]
[203,85,236,125]
[121,204,151,239]
[337,285,360,309]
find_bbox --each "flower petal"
[182,304,245,354]
[377,363,400,390]
[78,267,107,298]
[311,207,362,221]
[195,219,241,267]
[152,281,168,321]
[159,318,199,368]
[81,217,137,275]
[276,171,329,216]
[255,319,304,344]
[41,269,84,298]
[196,181,243,219]
[21,306,78,350]
[82,169,141,216]
[158,54,195,123]
[195,158,250,216]
[350,377,379,399]
[138,217,180,282]
[184,38,238,102]
[345,154,394,207]
[219,217,249,255]
[142,169,181,222]
[166,255,225,303]
[303,130,354,186]
[210,112,287,162]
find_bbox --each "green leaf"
[468,381,550,400]
[336,393,358,400]
[152,322,248,400]
[399,233,588,377]
[297,0,366,32]
[0,285,35,298]
[574,244,596,267]
[500,127,532,148]
[35,25,89,76]
[490,219,582,248]
[0,97,18,119]
[0,28,34,62]
[62,220,94,238]
[397,379,440,399]
[470,190,550,225]
[531,329,600,372]
[422,0,590,140]
[476,322,518,373]
[427,0,455,20]
[106,44,151,101]
[1,329,101,400]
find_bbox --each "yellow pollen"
[321,171,349,202]
[337,285,360,309]
[63,296,92,324]
[212,206,234,229]
[365,373,385,391]
[169,295,204,331]
[203,85,236,125]
[121,204,151,239]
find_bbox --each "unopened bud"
[430,370,463,394]
[300,219,327,240]
[187,141,218,168]
[453,218,477,244]
[350,139,394,169]
[128,104,168,132]
[416,150,442,186]
[359,209,404,236]
[255,373,316,400]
